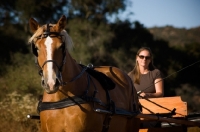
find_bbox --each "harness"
[31,24,140,132]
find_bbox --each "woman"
[128,47,164,98]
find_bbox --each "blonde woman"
[128,47,164,98]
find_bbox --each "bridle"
[31,24,67,87]
[31,24,90,88]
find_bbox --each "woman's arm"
[140,78,164,98]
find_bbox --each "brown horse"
[29,15,140,132]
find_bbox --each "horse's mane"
[60,30,73,51]
[29,24,73,51]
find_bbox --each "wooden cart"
[137,96,200,132]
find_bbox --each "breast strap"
[37,95,107,113]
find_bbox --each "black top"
[134,69,162,93]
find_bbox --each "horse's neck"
[42,52,83,102]
[60,52,87,96]
[62,52,81,81]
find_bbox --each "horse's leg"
[128,82,141,132]
[126,117,140,132]
[126,87,141,132]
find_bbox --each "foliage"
[0,24,29,71]
[149,26,200,47]
[68,18,115,65]
[0,0,200,103]
[0,53,42,100]
[69,0,125,22]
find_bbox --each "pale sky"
[119,0,200,29]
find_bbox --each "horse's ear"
[29,18,39,33]
[56,15,67,31]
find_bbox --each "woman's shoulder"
[150,69,163,78]
[152,69,161,73]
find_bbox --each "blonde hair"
[128,47,156,84]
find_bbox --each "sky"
[119,0,200,29]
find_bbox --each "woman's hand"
[140,92,149,98]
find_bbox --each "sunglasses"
[138,55,151,60]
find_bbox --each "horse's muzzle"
[41,76,60,94]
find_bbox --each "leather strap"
[37,96,86,112]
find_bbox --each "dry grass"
[0,114,40,132]
[0,92,41,132]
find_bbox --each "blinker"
[31,41,38,57]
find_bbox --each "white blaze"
[44,36,55,89]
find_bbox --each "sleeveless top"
[132,69,163,93]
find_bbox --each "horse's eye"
[36,35,42,39]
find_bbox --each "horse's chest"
[40,105,104,132]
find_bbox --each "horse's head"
[29,15,73,94]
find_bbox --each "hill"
[148,26,200,47]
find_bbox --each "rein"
[137,60,200,95]
[62,66,88,85]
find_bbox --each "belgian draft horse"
[29,15,140,132]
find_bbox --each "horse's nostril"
[39,70,43,76]
[41,77,47,87]
[41,79,45,87]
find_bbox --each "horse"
[28,15,140,132]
